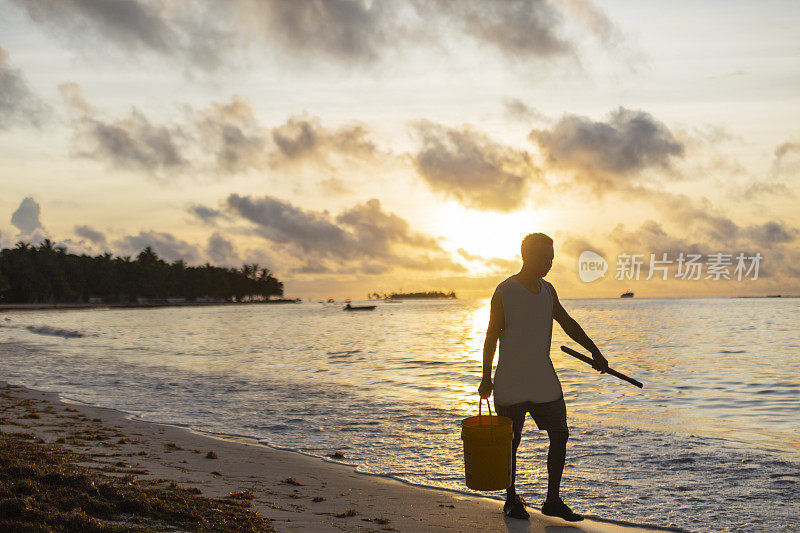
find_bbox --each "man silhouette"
[478,233,608,521]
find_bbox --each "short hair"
[521,233,553,263]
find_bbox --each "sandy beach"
[0,380,666,532]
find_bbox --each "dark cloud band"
[11,0,629,72]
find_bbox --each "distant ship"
[620,291,634,298]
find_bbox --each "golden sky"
[1,0,798,299]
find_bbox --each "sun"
[430,204,548,266]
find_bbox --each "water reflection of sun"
[448,300,494,413]
[468,299,491,363]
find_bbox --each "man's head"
[521,233,554,277]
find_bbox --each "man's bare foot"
[503,494,530,520]
[541,497,583,522]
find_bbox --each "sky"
[1,0,798,299]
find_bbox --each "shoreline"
[0,300,302,313]
[0,379,670,532]
[2,295,798,314]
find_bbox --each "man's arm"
[478,291,504,398]
[551,284,609,372]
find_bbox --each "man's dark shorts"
[493,396,568,435]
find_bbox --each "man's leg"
[545,428,569,503]
[493,401,525,500]
[532,397,583,521]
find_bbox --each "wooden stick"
[560,346,643,388]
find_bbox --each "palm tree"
[0,239,285,304]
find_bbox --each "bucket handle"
[477,397,497,441]
[478,396,493,422]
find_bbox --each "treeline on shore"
[368,290,457,300]
[0,240,283,304]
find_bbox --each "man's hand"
[478,376,493,399]
[591,350,609,373]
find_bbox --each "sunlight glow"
[432,205,545,265]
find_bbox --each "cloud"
[224,193,465,275]
[54,237,98,256]
[561,0,643,69]
[456,248,483,262]
[317,177,352,196]
[206,232,241,266]
[60,86,377,178]
[411,120,542,212]
[628,189,741,247]
[11,197,44,236]
[226,193,352,257]
[58,81,91,112]
[529,107,684,188]
[457,248,520,272]
[745,221,797,248]
[11,0,631,72]
[336,198,440,251]
[485,256,521,271]
[62,86,189,174]
[188,204,228,225]
[737,181,794,201]
[270,114,378,169]
[562,0,624,47]
[772,140,800,176]
[74,224,107,245]
[248,0,393,66]
[12,0,234,73]
[604,216,799,283]
[609,220,703,257]
[17,0,176,53]
[559,235,605,259]
[114,230,201,263]
[61,85,220,175]
[503,98,550,124]
[0,46,49,130]
[774,141,800,160]
[422,0,571,59]
[194,96,268,173]
[278,0,632,66]
[80,110,187,173]
[623,188,799,256]
[571,184,800,286]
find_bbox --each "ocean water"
[1,298,798,532]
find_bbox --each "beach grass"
[0,430,274,532]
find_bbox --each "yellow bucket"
[461,398,513,491]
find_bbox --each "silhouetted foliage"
[368,290,456,300]
[0,240,283,304]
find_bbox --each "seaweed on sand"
[0,431,274,532]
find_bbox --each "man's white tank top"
[493,276,562,405]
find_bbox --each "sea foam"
[26,325,84,338]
